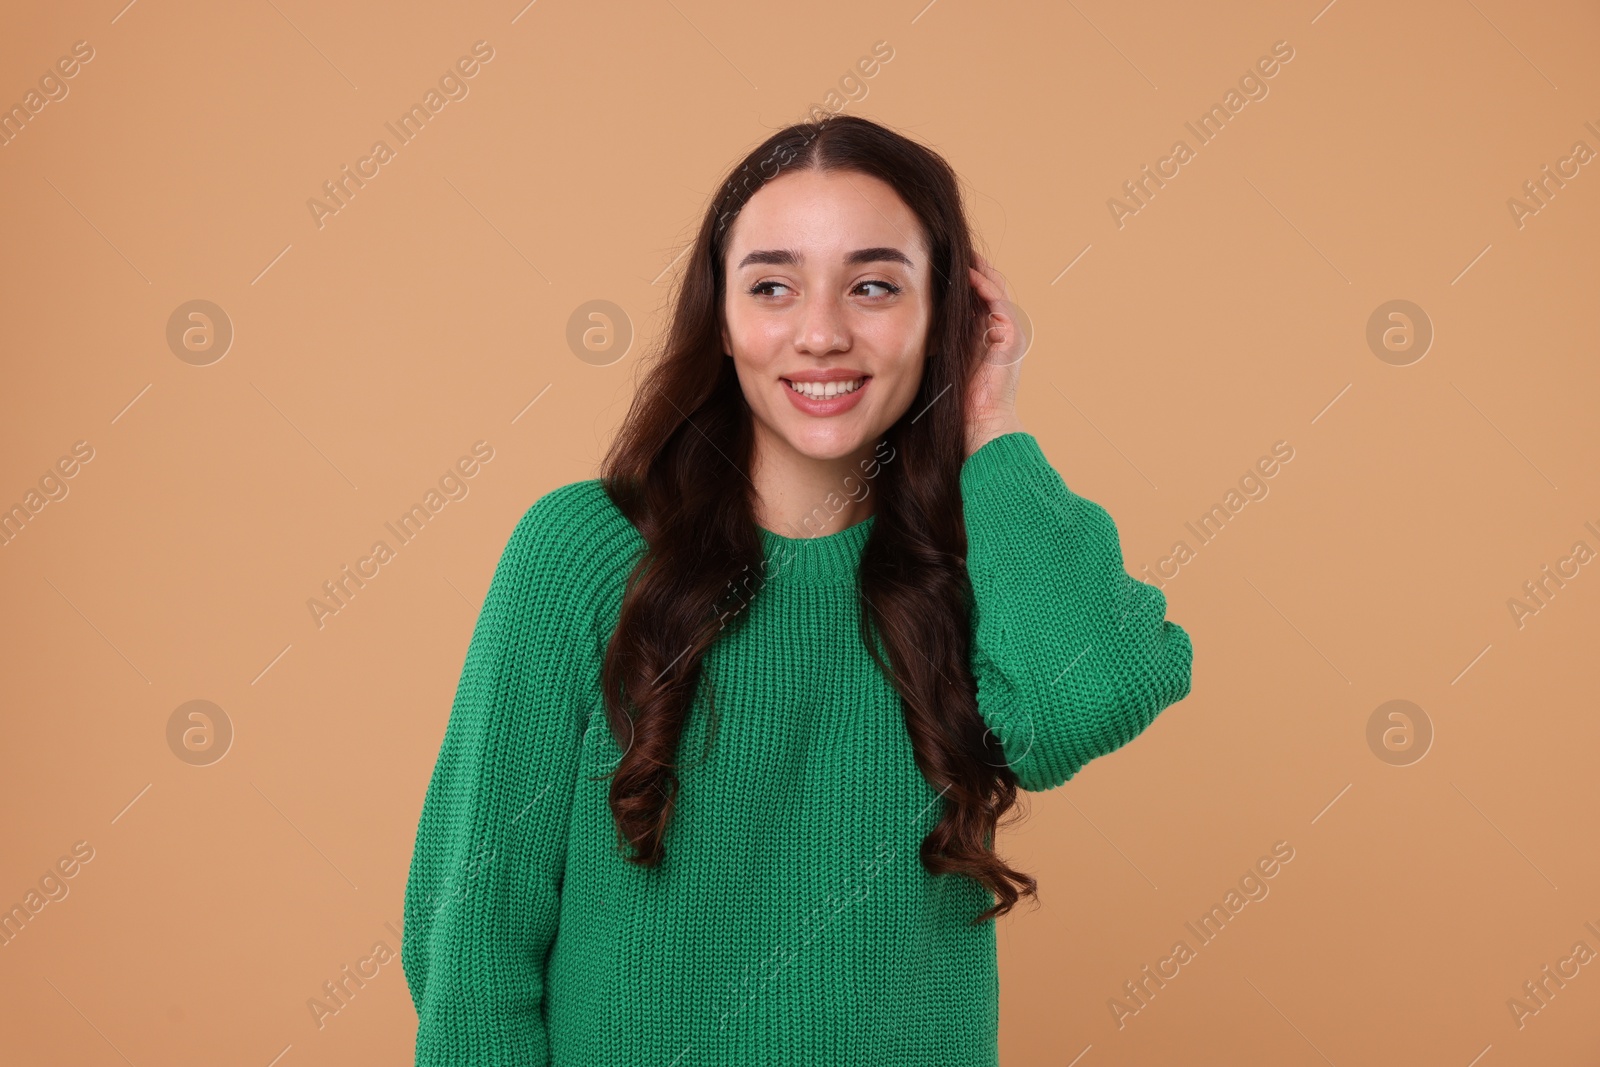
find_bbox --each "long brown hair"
[596,114,1036,924]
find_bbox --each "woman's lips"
[780,375,871,416]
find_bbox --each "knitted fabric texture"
[402,431,1193,1065]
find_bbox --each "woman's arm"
[962,432,1193,792]
[402,494,595,1065]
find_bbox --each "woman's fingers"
[968,264,997,299]
[969,260,994,294]
[970,270,1012,327]
[970,255,1012,301]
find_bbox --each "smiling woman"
[402,114,1194,1066]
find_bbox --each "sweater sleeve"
[962,432,1193,792]
[402,492,597,1065]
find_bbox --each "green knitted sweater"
[402,431,1193,1065]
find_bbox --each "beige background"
[2,0,1597,1063]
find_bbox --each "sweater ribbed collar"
[756,513,875,584]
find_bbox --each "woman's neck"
[750,428,879,540]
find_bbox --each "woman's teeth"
[786,377,865,399]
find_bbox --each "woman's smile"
[780,371,873,415]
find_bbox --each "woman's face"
[721,168,932,465]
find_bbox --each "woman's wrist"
[965,414,1027,460]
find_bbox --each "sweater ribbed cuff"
[960,431,1053,503]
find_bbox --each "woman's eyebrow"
[735,247,914,270]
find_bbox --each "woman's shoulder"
[500,477,644,610]
[516,476,622,530]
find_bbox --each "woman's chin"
[777,423,874,463]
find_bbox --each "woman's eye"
[748,279,901,298]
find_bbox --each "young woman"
[402,114,1193,1066]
